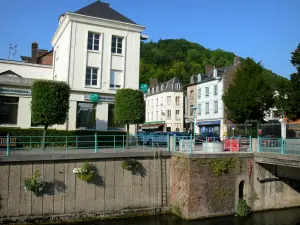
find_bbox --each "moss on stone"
[210,158,241,176]
[211,186,234,207]
[171,205,182,217]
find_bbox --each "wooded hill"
[139,39,289,90]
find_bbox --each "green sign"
[144,121,165,125]
[90,93,99,102]
[139,84,148,93]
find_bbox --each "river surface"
[57,208,300,225]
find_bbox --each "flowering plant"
[24,170,46,196]
[122,158,141,175]
[73,161,95,182]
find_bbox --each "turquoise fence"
[0,134,253,156]
[258,136,300,155]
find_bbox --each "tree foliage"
[222,58,275,123]
[114,88,145,125]
[140,39,236,85]
[31,80,71,129]
[291,43,300,69]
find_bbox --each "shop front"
[141,121,165,132]
[196,120,221,136]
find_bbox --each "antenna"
[8,44,18,60]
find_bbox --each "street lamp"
[191,106,199,137]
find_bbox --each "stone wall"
[0,152,171,221]
[170,153,254,219]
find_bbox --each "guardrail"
[0,134,252,156]
[258,136,300,155]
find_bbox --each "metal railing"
[258,136,300,155]
[0,134,253,156]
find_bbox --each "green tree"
[31,80,70,148]
[222,58,275,123]
[291,43,300,69]
[114,89,145,148]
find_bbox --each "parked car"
[195,132,221,143]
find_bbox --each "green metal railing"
[258,137,300,155]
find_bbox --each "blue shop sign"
[196,120,220,126]
[0,87,31,95]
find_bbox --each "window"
[76,102,96,129]
[167,110,171,120]
[148,100,150,109]
[198,88,201,99]
[147,112,149,121]
[152,87,154,94]
[214,101,218,113]
[108,104,124,128]
[0,96,18,125]
[111,35,123,54]
[176,96,180,105]
[152,99,154,108]
[156,98,158,106]
[161,84,164,91]
[190,105,194,116]
[85,67,98,86]
[156,111,158,120]
[175,83,180,90]
[160,97,163,106]
[214,85,218,95]
[167,96,171,105]
[151,112,153,121]
[198,104,201,115]
[205,103,209,114]
[205,87,209,97]
[176,110,180,120]
[160,110,164,120]
[110,70,122,89]
[87,32,100,51]
[190,90,194,100]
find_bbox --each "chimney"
[234,56,240,65]
[149,78,158,87]
[32,42,38,64]
[205,65,214,74]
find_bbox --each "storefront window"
[76,102,96,129]
[0,96,18,125]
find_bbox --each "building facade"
[0,1,146,134]
[186,57,241,136]
[143,78,184,132]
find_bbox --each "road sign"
[90,93,99,102]
[139,84,148,93]
[231,124,235,130]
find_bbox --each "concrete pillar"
[96,103,108,130]
[279,119,287,138]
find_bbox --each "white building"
[187,57,241,136]
[142,78,184,132]
[0,1,146,133]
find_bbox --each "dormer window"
[152,87,154,94]
[175,83,180,90]
[161,84,164,91]
[156,86,159,92]
[87,32,100,51]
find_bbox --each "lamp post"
[191,106,199,138]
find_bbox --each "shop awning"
[141,124,164,130]
[196,120,220,126]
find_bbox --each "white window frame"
[175,110,180,120]
[111,35,123,54]
[198,104,201,115]
[175,96,180,106]
[205,102,209,114]
[167,110,171,120]
[160,97,164,106]
[175,83,180,90]
[109,70,122,89]
[198,88,201,99]
[161,84,164,91]
[167,96,171,105]
[214,101,218,113]
[156,98,158,106]
[87,32,100,51]
[214,85,218,95]
[205,87,209,97]
[85,67,98,87]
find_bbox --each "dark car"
[195,132,221,143]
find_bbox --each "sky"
[0,0,299,78]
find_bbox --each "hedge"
[0,128,128,148]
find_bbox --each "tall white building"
[0,1,146,133]
[186,56,241,136]
[142,78,184,132]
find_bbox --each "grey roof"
[73,1,136,24]
[146,77,183,97]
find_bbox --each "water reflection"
[60,207,300,225]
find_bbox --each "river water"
[59,208,300,225]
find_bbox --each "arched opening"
[239,180,245,199]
